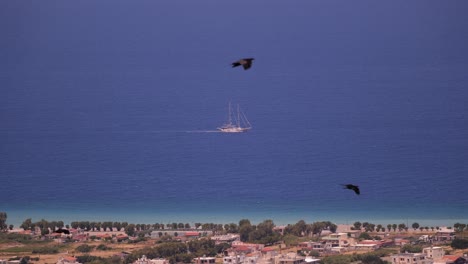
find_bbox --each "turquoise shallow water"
[1,1,468,228]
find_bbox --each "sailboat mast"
[237,104,240,128]
[228,102,232,125]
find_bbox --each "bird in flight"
[342,184,360,195]
[53,228,70,235]
[232,58,255,70]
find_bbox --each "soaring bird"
[54,228,70,235]
[342,184,360,195]
[232,58,254,70]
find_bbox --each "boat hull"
[217,127,251,133]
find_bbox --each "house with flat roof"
[193,257,216,264]
[423,247,444,260]
[320,233,350,248]
[275,253,306,264]
[133,255,169,264]
[390,253,432,264]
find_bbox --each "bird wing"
[354,187,360,195]
[242,63,251,70]
[232,62,241,68]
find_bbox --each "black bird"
[54,228,70,235]
[232,58,254,70]
[342,184,360,195]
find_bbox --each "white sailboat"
[218,103,252,133]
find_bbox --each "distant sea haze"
[1,1,468,227]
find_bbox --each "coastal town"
[1,216,468,264]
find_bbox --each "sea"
[1,1,468,228]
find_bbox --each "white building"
[193,257,216,264]
[423,247,444,260]
[390,253,433,264]
[133,255,169,264]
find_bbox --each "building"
[193,257,216,264]
[353,240,384,251]
[390,253,433,264]
[275,253,306,264]
[133,255,169,264]
[423,247,444,260]
[273,226,286,235]
[56,256,82,264]
[0,260,21,264]
[320,233,350,248]
[304,257,320,264]
[223,254,259,264]
[434,231,456,242]
[299,241,326,252]
[211,234,240,244]
[434,255,468,264]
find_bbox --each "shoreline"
[4,208,466,229]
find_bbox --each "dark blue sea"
[1,1,468,227]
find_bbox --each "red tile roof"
[185,232,200,236]
[234,246,251,252]
[442,255,460,261]
[64,256,77,261]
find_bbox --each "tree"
[398,223,406,232]
[451,238,468,249]
[392,224,397,232]
[412,222,420,230]
[359,232,373,240]
[125,224,136,236]
[387,224,392,232]
[309,222,327,236]
[0,212,7,231]
[353,221,362,230]
[113,222,122,231]
[247,219,280,244]
[239,219,253,242]
[76,244,94,253]
[291,220,307,236]
[376,224,382,232]
[20,218,33,230]
[361,254,387,264]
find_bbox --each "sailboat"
[217,103,252,133]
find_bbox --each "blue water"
[1,1,468,227]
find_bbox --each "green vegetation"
[76,244,95,253]
[0,212,7,231]
[451,238,468,249]
[400,244,422,253]
[31,246,61,254]
[96,243,112,250]
[2,214,458,264]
